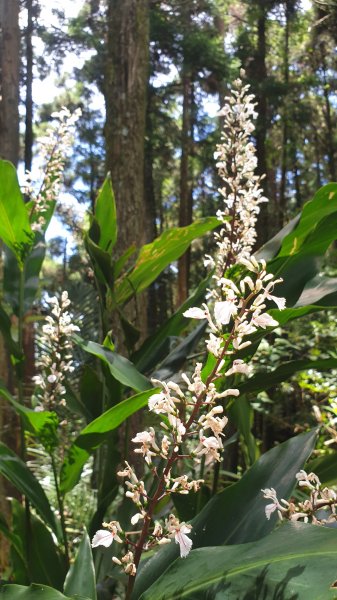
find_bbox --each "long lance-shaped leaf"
[73,335,150,391]
[0,382,58,446]
[238,357,337,396]
[140,522,337,600]
[133,429,317,598]
[0,442,58,535]
[11,500,66,590]
[0,585,91,600]
[60,388,157,494]
[90,173,117,253]
[0,304,22,358]
[115,217,220,304]
[133,275,211,374]
[0,160,34,266]
[63,529,97,600]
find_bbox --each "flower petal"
[91,529,114,548]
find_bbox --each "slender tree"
[0,0,20,165]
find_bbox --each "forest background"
[2,0,337,597]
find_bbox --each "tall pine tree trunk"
[105,0,150,345]
[0,0,20,571]
[320,41,336,181]
[253,1,269,245]
[177,73,193,306]
[178,4,193,306]
[0,0,20,165]
[279,0,290,226]
[24,0,34,173]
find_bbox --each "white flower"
[266,294,286,310]
[166,515,193,558]
[91,529,114,548]
[225,359,250,376]
[252,313,279,329]
[261,488,282,520]
[131,512,144,525]
[92,522,123,548]
[174,523,193,558]
[214,300,237,326]
[183,307,206,320]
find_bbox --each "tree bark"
[105,0,150,345]
[320,42,336,181]
[0,0,20,570]
[177,3,193,306]
[253,0,269,245]
[279,0,290,226]
[177,73,193,306]
[24,0,34,174]
[0,0,20,165]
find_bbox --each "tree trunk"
[105,0,150,345]
[177,73,193,306]
[253,1,269,245]
[279,0,290,226]
[0,0,20,165]
[0,0,20,571]
[24,0,34,174]
[320,42,336,181]
[177,2,194,306]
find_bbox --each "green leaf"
[0,303,22,358]
[0,160,34,265]
[239,357,337,396]
[73,335,151,392]
[278,183,337,258]
[294,273,337,308]
[0,584,90,599]
[0,442,58,535]
[115,217,219,304]
[76,388,158,451]
[308,452,337,488]
[255,213,301,262]
[140,522,337,600]
[0,513,25,562]
[63,529,96,600]
[151,322,206,381]
[92,174,117,252]
[0,382,58,451]
[267,184,337,306]
[79,366,103,421]
[84,234,113,289]
[228,395,258,467]
[133,275,211,374]
[4,232,47,314]
[11,500,66,590]
[60,388,156,494]
[133,429,317,598]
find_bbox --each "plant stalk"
[51,453,70,568]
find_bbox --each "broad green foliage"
[1,158,337,599]
[0,443,58,535]
[0,585,90,600]
[63,530,96,600]
[73,335,151,391]
[91,174,117,252]
[114,217,220,304]
[60,389,157,493]
[133,429,317,598]
[0,161,33,266]
[140,523,337,599]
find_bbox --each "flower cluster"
[207,71,268,277]
[262,470,337,525]
[24,107,81,233]
[33,291,79,409]
[91,74,286,595]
